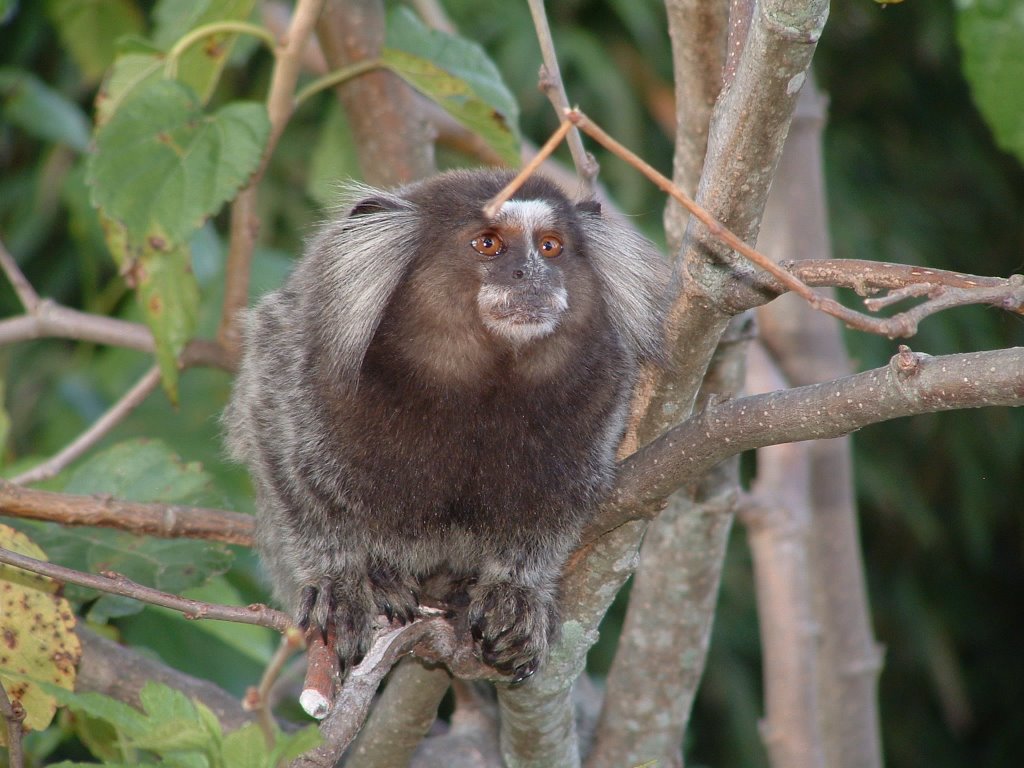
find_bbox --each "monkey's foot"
[297,580,375,677]
[468,582,551,684]
[368,563,420,625]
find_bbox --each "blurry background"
[2,1,1022,765]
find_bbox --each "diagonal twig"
[0,240,39,312]
[0,546,292,632]
[563,108,1024,336]
[11,365,163,486]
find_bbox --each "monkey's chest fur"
[285,314,630,577]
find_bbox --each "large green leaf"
[0,525,81,742]
[46,0,145,82]
[384,6,520,165]
[88,78,269,244]
[153,0,258,104]
[21,439,233,620]
[0,67,91,151]
[957,0,1024,164]
[37,677,318,767]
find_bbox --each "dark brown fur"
[225,170,667,682]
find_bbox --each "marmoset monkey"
[225,169,668,683]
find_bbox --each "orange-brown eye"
[538,234,563,258]
[471,232,505,257]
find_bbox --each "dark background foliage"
[1,1,1022,765]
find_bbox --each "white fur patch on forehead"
[493,199,557,232]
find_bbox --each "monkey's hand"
[297,567,420,677]
[296,577,376,677]
[467,581,553,684]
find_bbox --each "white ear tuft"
[579,211,670,362]
[291,184,421,383]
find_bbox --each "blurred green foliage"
[0,0,1022,766]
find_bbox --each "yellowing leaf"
[0,524,81,743]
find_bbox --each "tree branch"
[11,365,163,485]
[587,314,749,768]
[0,481,255,546]
[346,658,451,768]
[742,343,826,768]
[601,345,1024,535]
[294,613,498,767]
[662,0,728,249]
[754,78,884,768]
[0,546,292,632]
[0,675,25,768]
[315,0,434,187]
[0,238,39,312]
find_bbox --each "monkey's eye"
[471,232,506,258]
[538,234,564,258]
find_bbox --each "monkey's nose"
[512,269,525,280]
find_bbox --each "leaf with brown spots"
[0,524,81,744]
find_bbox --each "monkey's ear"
[349,196,407,218]
[577,211,670,363]
[295,188,421,386]
[575,200,602,216]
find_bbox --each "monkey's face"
[471,200,574,345]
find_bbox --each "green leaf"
[95,49,164,127]
[307,100,361,208]
[21,439,233,619]
[62,438,224,504]
[0,67,91,151]
[88,78,269,244]
[137,233,199,400]
[957,0,1024,164]
[268,724,322,765]
[384,6,520,165]
[221,723,266,767]
[154,0,258,104]
[132,681,218,753]
[41,684,150,737]
[46,0,145,82]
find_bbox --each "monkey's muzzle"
[477,284,569,344]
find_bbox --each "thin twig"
[0,677,25,768]
[481,118,573,219]
[0,546,292,632]
[249,632,306,743]
[526,0,597,191]
[12,365,163,486]
[782,259,1015,296]
[0,297,230,369]
[0,481,255,546]
[564,108,1024,336]
[163,20,278,78]
[0,239,39,311]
